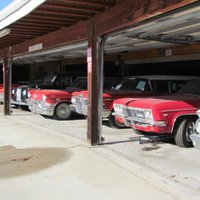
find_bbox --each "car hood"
[126,95,200,111]
[72,90,145,99]
[31,90,71,100]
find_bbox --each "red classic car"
[71,75,195,128]
[113,79,200,147]
[11,72,73,109]
[27,77,88,119]
[0,84,23,103]
[27,77,120,120]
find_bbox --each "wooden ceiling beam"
[35,8,92,19]
[12,21,61,29]
[32,11,86,20]
[26,14,78,22]
[8,33,39,38]
[18,18,73,27]
[48,0,115,8]
[13,30,46,35]
[45,1,105,13]
[11,25,56,32]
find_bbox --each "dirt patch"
[0,145,72,179]
[142,144,161,151]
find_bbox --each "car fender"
[170,112,198,134]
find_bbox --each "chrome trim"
[28,99,55,116]
[126,116,166,127]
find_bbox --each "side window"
[154,81,169,93]
[54,75,72,88]
[136,80,151,91]
[170,80,187,93]
[62,75,72,87]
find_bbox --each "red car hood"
[72,90,88,97]
[31,90,71,100]
[126,95,200,111]
[72,90,147,99]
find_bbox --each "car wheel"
[173,117,196,147]
[108,111,126,129]
[53,103,72,120]
[19,105,30,111]
[133,129,146,135]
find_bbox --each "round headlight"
[114,104,122,113]
[22,90,27,96]
[42,95,47,101]
[144,110,153,120]
[11,89,15,94]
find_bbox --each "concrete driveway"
[0,105,200,200]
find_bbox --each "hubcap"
[57,104,71,119]
[186,121,195,142]
[115,117,125,127]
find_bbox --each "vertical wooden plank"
[87,20,104,145]
[3,47,12,115]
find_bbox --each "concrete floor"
[0,105,200,200]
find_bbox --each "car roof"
[123,75,199,81]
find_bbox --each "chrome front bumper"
[70,103,111,118]
[112,112,132,126]
[12,100,28,106]
[0,93,4,103]
[28,99,55,116]
[70,104,87,115]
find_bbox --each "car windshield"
[176,80,200,95]
[114,78,151,91]
[104,79,120,90]
[70,78,87,89]
[43,74,57,84]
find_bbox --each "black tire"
[108,112,126,129]
[19,105,30,111]
[133,129,147,135]
[173,117,196,147]
[53,103,72,120]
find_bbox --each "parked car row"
[27,77,121,120]
[2,74,200,148]
[70,75,194,128]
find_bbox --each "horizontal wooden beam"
[121,43,200,61]
[94,0,199,35]
[10,21,88,57]
[0,0,198,58]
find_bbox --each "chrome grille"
[122,107,145,119]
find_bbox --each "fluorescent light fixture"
[0,28,11,38]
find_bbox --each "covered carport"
[0,0,200,145]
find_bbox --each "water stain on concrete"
[0,145,72,179]
[142,144,161,151]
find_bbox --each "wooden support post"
[3,47,12,115]
[87,20,105,145]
